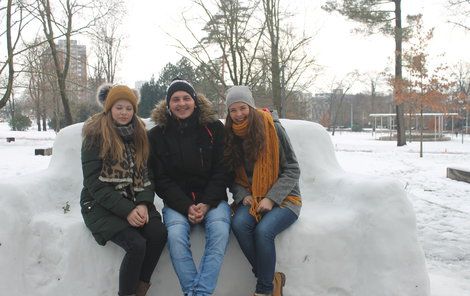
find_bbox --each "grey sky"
[119,0,470,94]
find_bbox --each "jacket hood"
[151,94,219,127]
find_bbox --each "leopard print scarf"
[99,121,150,197]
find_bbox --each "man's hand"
[188,203,210,224]
[195,203,210,219]
[188,204,203,224]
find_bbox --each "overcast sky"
[118,0,470,94]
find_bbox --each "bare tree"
[23,38,51,131]
[327,72,359,135]
[174,0,265,97]
[89,1,125,83]
[0,0,32,110]
[362,71,387,131]
[450,62,470,136]
[261,0,317,117]
[23,0,115,127]
[448,0,470,30]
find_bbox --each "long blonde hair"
[82,112,149,170]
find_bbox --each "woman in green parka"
[80,83,167,296]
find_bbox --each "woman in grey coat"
[223,86,302,296]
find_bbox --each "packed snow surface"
[1,121,469,296]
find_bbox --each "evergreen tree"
[139,76,163,118]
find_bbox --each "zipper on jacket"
[199,147,204,168]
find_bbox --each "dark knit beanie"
[97,83,140,113]
[166,78,197,105]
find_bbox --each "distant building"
[286,91,314,120]
[54,39,88,100]
[309,90,393,128]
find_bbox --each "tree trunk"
[42,114,47,131]
[331,93,346,136]
[395,0,406,146]
[371,80,376,132]
[264,0,282,116]
[271,51,282,116]
[41,0,73,127]
[0,0,15,110]
[420,104,423,158]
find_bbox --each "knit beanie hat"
[97,83,140,113]
[225,85,256,109]
[166,78,197,105]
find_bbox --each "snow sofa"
[0,119,430,296]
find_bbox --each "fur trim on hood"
[151,94,219,127]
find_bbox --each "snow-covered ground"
[332,129,470,295]
[0,124,56,178]
[0,122,469,295]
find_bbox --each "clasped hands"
[242,195,274,213]
[127,204,149,227]
[188,203,210,224]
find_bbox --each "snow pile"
[0,120,430,296]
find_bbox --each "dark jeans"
[111,210,167,296]
[231,205,298,294]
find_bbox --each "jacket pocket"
[199,145,213,170]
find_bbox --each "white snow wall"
[0,120,430,296]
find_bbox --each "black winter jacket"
[148,96,230,216]
[80,140,158,245]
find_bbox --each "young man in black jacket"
[147,79,231,296]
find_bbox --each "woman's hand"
[127,207,146,227]
[257,198,274,213]
[243,195,254,206]
[136,204,149,224]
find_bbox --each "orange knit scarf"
[232,109,301,221]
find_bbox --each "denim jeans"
[231,205,298,294]
[163,201,231,296]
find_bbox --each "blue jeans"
[163,201,231,296]
[231,205,298,294]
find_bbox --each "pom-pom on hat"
[97,83,140,113]
[166,78,197,105]
[225,85,256,109]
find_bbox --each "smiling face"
[168,90,196,120]
[111,99,134,125]
[228,101,250,124]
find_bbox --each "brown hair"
[82,112,149,170]
[224,106,265,171]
